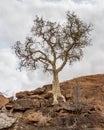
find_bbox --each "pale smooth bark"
[52,71,66,104]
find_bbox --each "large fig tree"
[13,11,92,104]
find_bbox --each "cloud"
[0,0,104,96]
[0,48,51,96]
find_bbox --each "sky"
[0,0,104,97]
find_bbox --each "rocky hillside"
[0,74,104,130]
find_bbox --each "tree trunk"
[52,71,66,104]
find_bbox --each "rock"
[6,104,13,110]
[43,84,52,93]
[29,95,43,99]
[38,116,51,127]
[65,89,73,99]
[8,96,14,102]
[28,87,46,95]
[24,111,51,127]
[13,98,36,111]
[60,102,70,111]
[0,113,16,129]
[51,116,76,127]
[2,74,104,130]
[0,95,9,109]
[24,111,43,122]
[44,93,53,99]
[14,112,23,118]
[16,91,28,99]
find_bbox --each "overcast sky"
[0,0,104,97]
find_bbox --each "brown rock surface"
[0,94,9,109]
[0,74,104,130]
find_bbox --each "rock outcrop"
[0,74,104,130]
[0,94,9,109]
[0,113,16,129]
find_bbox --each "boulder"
[24,110,51,127]
[0,95,9,109]
[0,113,16,129]
[24,111,43,122]
[16,91,28,99]
[13,98,37,111]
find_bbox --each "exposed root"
[52,94,66,105]
[60,94,66,102]
[48,89,66,104]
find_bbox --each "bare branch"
[31,50,53,65]
[13,11,92,74]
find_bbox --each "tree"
[13,11,92,104]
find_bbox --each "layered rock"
[0,94,9,109]
[0,74,104,130]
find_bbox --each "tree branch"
[57,43,76,72]
[41,32,56,64]
[32,50,53,65]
